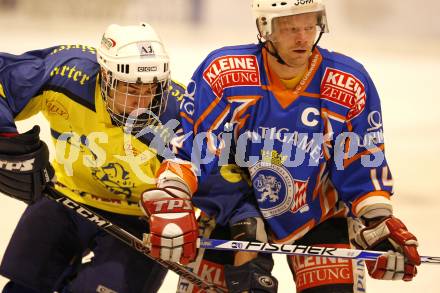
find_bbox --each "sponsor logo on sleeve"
[321,68,366,120]
[50,45,96,56]
[203,55,261,97]
[367,110,382,131]
[49,65,91,86]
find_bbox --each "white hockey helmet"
[251,0,329,40]
[97,23,170,133]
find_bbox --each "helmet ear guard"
[96,23,171,133]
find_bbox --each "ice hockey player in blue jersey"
[0,22,189,293]
[145,0,422,292]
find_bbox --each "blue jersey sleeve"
[170,54,261,224]
[0,49,51,132]
[0,45,99,133]
[176,57,232,182]
[329,66,393,217]
[194,164,260,226]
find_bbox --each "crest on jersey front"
[254,174,282,203]
[250,161,310,218]
[45,99,69,120]
[91,162,135,198]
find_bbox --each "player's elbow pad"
[230,217,268,243]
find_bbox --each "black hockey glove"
[225,254,278,293]
[0,125,55,204]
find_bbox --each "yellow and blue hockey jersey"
[0,45,255,223]
[176,44,394,243]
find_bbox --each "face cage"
[100,76,170,134]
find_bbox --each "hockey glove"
[225,254,278,293]
[0,125,55,204]
[352,216,421,281]
[140,185,198,264]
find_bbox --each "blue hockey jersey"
[174,43,394,243]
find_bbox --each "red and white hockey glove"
[140,186,198,264]
[352,216,421,281]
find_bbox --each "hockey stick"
[44,187,225,293]
[198,238,440,264]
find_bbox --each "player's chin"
[285,56,308,67]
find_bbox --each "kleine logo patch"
[203,55,260,97]
[321,68,366,120]
[290,245,354,292]
[195,259,226,290]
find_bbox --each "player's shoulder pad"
[168,79,186,114]
[204,43,261,63]
[169,79,186,102]
[318,47,378,121]
[159,79,187,123]
[318,47,370,81]
[44,45,100,111]
[196,43,262,100]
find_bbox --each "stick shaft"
[45,188,224,293]
[198,238,440,264]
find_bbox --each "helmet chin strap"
[258,34,289,66]
[257,25,325,68]
[311,27,325,52]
